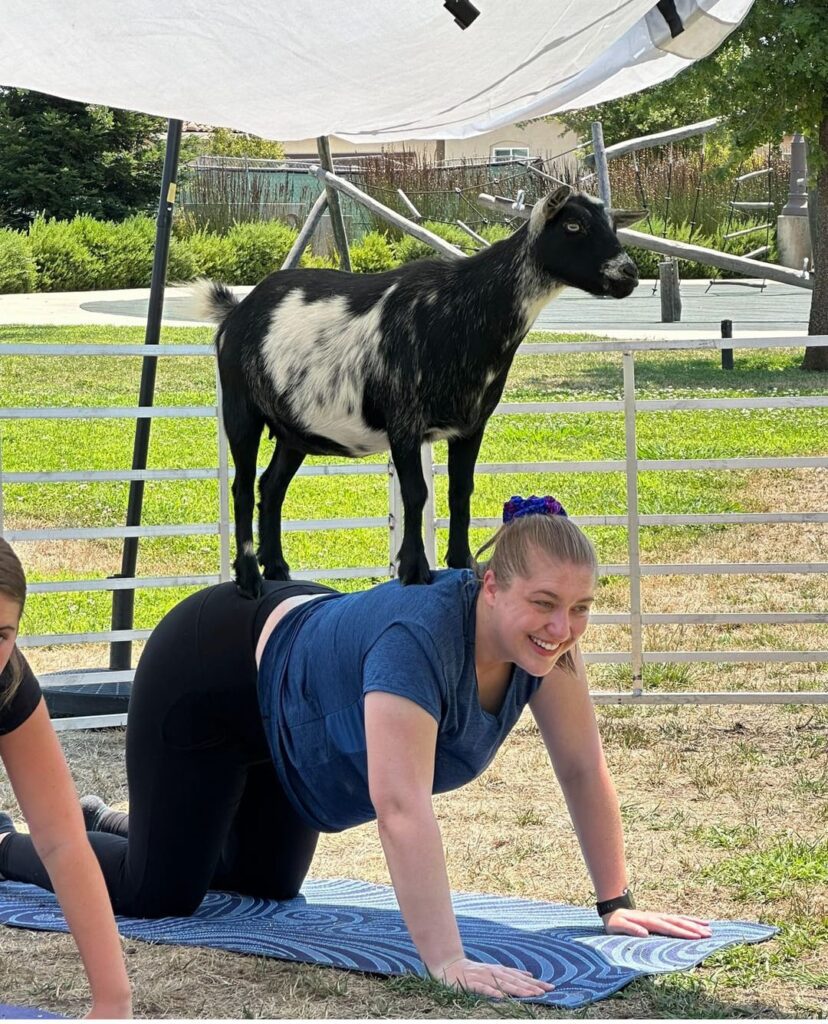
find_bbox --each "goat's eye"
[564,222,581,233]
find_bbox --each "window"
[492,146,530,164]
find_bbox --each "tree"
[203,127,285,161]
[0,89,165,228]
[556,59,718,144]
[559,0,828,370]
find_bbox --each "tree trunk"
[804,112,828,370]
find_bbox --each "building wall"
[444,119,581,162]
[280,118,581,163]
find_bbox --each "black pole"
[721,319,734,370]
[109,119,183,670]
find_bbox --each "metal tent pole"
[109,118,183,670]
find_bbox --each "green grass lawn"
[1,324,825,667]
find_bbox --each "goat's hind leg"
[224,411,265,599]
[258,441,306,581]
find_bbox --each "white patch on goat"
[584,194,605,208]
[260,288,393,455]
[601,252,636,281]
[243,540,256,556]
[516,255,567,331]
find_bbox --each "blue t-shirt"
[257,568,544,832]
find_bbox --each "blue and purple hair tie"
[502,494,568,523]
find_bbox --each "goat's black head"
[528,186,640,299]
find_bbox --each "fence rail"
[1,334,826,729]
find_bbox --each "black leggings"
[0,580,337,918]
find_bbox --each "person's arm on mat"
[530,645,712,940]
[365,691,553,999]
[0,700,133,1018]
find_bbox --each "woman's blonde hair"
[0,537,27,706]
[474,509,597,673]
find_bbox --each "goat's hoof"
[446,550,477,571]
[397,554,433,586]
[262,565,291,582]
[234,559,263,599]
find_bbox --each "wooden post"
[658,259,681,322]
[721,319,734,370]
[397,189,422,222]
[591,121,612,212]
[316,135,351,271]
[281,190,328,270]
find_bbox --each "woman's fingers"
[444,959,554,998]
[605,908,713,939]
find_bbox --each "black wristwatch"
[596,888,635,917]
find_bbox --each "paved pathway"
[0,279,812,340]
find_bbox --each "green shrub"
[168,236,199,283]
[349,231,398,273]
[226,220,298,284]
[299,252,339,270]
[392,233,437,265]
[478,223,514,244]
[90,216,153,288]
[391,219,476,265]
[186,229,237,280]
[29,215,98,291]
[0,229,37,293]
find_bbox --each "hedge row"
[0,213,779,293]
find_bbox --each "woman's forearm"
[376,806,464,973]
[558,764,629,900]
[36,835,132,1015]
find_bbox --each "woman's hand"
[603,908,712,939]
[438,957,554,999]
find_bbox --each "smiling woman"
[0,498,711,1002]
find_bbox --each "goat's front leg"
[258,441,306,581]
[446,427,486,570]
[389,440,431,585]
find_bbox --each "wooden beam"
[281,190,328,270]
[456,220,490,247]
[584,117,721,165]
[476,193,812,290]
[618,228,813,290]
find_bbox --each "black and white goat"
[199,186,639,597]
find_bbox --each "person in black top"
[0,538,132,1019]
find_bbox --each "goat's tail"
[191,278,239,327]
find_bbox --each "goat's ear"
[542,185,573,220]
[611,209,647,229]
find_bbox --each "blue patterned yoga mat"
[0,1007,63,1020]
[0,878,776,1008]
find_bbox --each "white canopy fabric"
[3,0,753,142]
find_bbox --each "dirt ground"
[0,700,825,1019]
